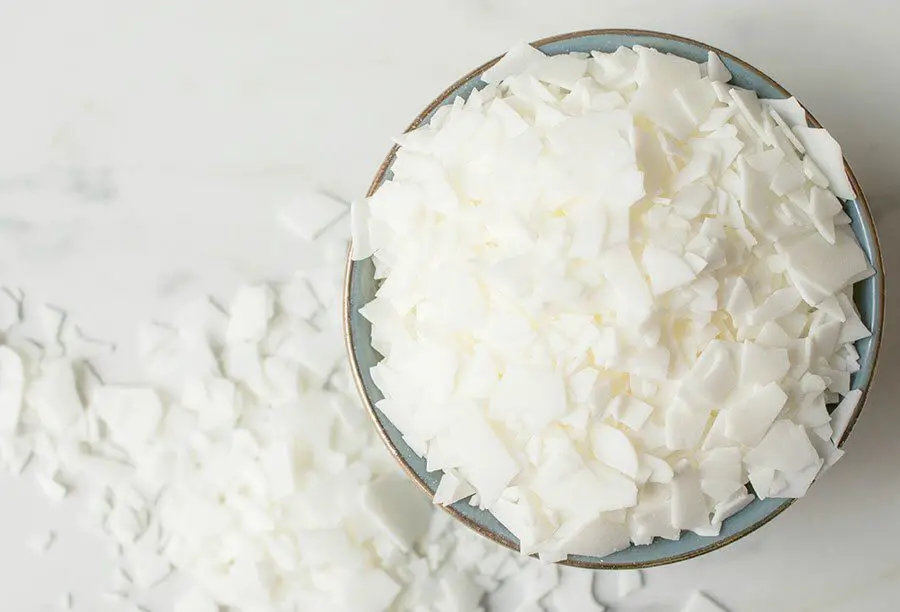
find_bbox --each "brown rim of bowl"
[342,28,886,569]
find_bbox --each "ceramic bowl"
[344,29,885,568]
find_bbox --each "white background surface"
[0,1,898,610]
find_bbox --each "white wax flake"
[767,108,806,154]
[94,387,164,449]
[350,199,374,261]
[642,246,697,295]
[807,186,841,244]
[711,490,754,525]
[27,360,83,434]
[793,127,855,199]
[745,420,820,475]
[226,284,274,343]
[829,389,863,445]
[57,592,72,610]
[433,471,476,506]
[278,189,348,241]
[671,469,709,531]
[762,97,806,128]
[490,364,567,434]
[482,43,547,84]
[590,423,639,478]
[706,52,732,83]
[681,591,730,612]
[803,155,830,188]
[608,396,654,431]
[724,382,788,446]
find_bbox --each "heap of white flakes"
[351,44,874,559]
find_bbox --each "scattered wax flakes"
[0,267,594,611]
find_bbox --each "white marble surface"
[0,1,898,610]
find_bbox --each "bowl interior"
[345,30,884,568]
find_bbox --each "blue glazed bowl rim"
[343,28,885,569]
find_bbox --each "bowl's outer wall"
[346,30,884,568]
